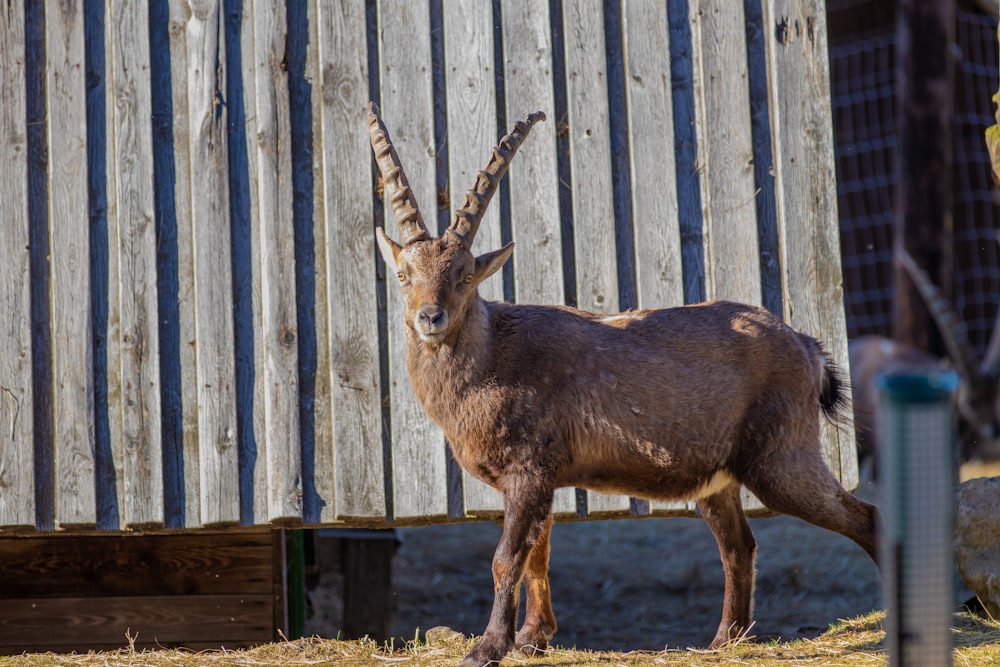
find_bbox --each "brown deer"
[368,102,878,667]
[850,248,1000,463]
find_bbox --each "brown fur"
[369,106,879,667]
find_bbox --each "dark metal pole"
[894,0,955,353]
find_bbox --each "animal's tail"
[802,334,851,423]
[819,353,850,422]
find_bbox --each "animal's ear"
[375,227,402,272]
[474,242,514,282]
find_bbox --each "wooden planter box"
[0,529,286,654]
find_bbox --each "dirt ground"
[303,469,928,652]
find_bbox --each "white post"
[877,370,958,667]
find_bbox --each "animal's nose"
[417,304,446,329]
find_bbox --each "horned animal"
[850,248,1000,463]
[367,102,878,667]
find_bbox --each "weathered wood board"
[313,0,386,523]
[104,0,164,530]
[2,0,855,531]
[0,530,284,652]
[378,0,450,523]
[0,0,35,530]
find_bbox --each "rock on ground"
[955,476,1000,620]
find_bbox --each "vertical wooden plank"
[101,1,127,530]
[245,0,302,523]
[500,1,563,308]
[622,0,693,516]
[301,0,325,525]
[311,0,335,523]
[237,0,268,526]
[763,0,857,487]
[622,1,683,311]
[443,0,504,515]
[177,0,239,526]
[0,0,36,530]
[106,0,164,528]
[47,0,96,528]
[562,1,617,315]
[166,0,201,527]
[313,2,385,521]
[562,0,629,516]
[378,0,449,522]
[500,0,575,517]
[691,0,761,305]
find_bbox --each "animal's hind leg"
[697,484,757,649]
[746,447,878,563]
[514,513,557,656]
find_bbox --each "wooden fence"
[0,0,855,533]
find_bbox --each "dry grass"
[3,611,998,667]
[959,459,1000,482]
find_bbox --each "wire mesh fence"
[829,1,1000,354]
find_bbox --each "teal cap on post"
[876,370,960,403]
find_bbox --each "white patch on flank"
[691,470,736,500]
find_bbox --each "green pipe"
[286,529,306,639]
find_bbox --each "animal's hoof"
[460,639,503,667]
[514,628,551,657]
[514,641,547,658]
[707,623,750,650]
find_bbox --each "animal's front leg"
[514,513,556,656]
[460,479,554,667]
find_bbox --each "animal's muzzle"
[416,303,448,339]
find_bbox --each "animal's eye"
[463,274,474,284]
[397,272,407,283]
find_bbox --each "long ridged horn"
[445,111,546,249]
[898,248,981,384]
[367,102,430,245]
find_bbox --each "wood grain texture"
[762,0,857,488]
[0,595,274,650]
[0,531,276,597]
[622,1,683,311]
[378,0,449,521]
[314,0,385,520]
[307,0,334,524]
[238,0,268,527]
[500,0,564,308]
[0,0,857,531]
[0,530,282,650]
[0,0,35,530]
[46,0,96,529]
[247,0,303,523]
[106,0,164,529]
[443,0,504,516]
[562,0,629,516]
[180,0,240,526]
[691,0,762,306]
[166,0,203,528]
[501,0,575,518]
